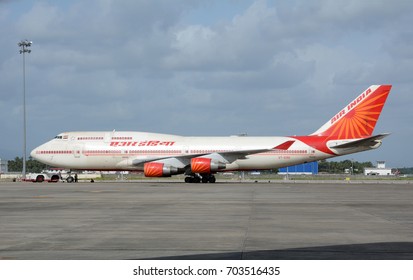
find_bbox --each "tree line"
[7,157,47,173]
[6,157,410,175]
[6,157,376,174]
[318,159,373,174]
[397,167,413,174]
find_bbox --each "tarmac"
[1,180,413,260]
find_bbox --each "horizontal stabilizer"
[329,133,390,149]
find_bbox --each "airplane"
[30,85,392,183]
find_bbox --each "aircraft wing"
[203,148,273,164]
[209,140,296,163]
[130,140,296,166]
[130,148,270,167]
[329,133,390,149]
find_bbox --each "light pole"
[18,39,32,180]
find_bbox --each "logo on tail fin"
[311,85,392,140]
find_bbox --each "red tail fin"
[311,85,392,140]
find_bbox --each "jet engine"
[144,162,179,177]
[191,158,226,173]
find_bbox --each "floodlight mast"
[18,40,32,180]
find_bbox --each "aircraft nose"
[30,143,47,161]
[30,144,54,166]
[30,147,39,160]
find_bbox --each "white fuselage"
[31,131,332,172]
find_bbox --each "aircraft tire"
[185,176,202,183]
[209,175,216,183]
[66,176,74,183]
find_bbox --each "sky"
[1,0,412,167]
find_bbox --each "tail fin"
[311,85,392,140]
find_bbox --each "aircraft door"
[182,146,190,155]
[73,144,83,158]
[104,130,115,143]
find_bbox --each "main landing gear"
[185,174,216,183]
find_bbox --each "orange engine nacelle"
[191,158,226,174]
[144,162,179,177]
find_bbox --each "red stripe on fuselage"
[291,135,335,155]
[273,140,295,150]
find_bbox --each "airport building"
[278,161,318,175]
[364,161,393,176]
[0,158,8,173]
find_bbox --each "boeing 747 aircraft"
[31,85,392,183]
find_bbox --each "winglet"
[273,140,295,150]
